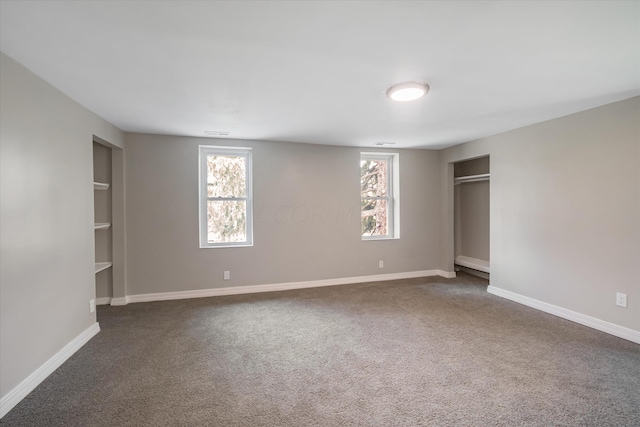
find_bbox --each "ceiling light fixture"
[204,131,230,136]
[386,81,429,102]
[375,142,396,146]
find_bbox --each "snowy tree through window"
[361,153,398,239]
[199,146,252,247]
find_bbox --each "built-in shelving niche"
[93,182,110,191]
[93,142,113,302]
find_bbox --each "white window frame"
[360,152,400,240]
[199,145,253,248]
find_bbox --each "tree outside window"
[361,153,396,239]
[199,146,253,248]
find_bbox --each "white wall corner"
[0,323,100,418]
[487,285,640,345]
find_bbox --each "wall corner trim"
[120,270,456,305]
[0,322,101,419]
[487,285,640,345]
[436,270,457,279]
[109,297,128,306]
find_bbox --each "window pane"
[360,159,388,197]
[207,155,246,198]
[207,200,247,243]
[361,198,388,236]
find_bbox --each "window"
[360,153,399,239]
[199,146,253,248]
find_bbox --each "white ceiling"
[1,1,638,149]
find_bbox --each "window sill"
[362,236,399,241]
[200,243,253,249]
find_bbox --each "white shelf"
[455,256,490,273]
[454,173,490,185]
[94,262,112,274]
[93,182,110,191]
[94,223,111,230]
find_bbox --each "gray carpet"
[2,273,639,426]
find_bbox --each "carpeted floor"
[2,273,639,426]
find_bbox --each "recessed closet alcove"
[453,156,490,278]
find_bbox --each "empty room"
[1,1,639,426]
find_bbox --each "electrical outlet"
[89,299,96,313]
[224,271,230,280]
[616,293,627,308]
[379,260,384,269]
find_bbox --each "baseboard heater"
[455,256,490,274]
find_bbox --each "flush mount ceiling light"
[386,81,429,102]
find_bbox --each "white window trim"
[361,152,400,240]
[198,145,253,248]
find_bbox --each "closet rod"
[454,173,490,185]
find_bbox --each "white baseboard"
[455,255,490,273]
[0,323,100,418]
[122,269,457,304]
[487,285,640,345]
[456,266,489,280]
[437,270,457,279]
[95,297,111,306]
[109,297,128,306]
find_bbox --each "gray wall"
[0,53,124,397]
[440,96,640,331]
[124,134,442,295]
